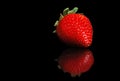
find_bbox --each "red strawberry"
[57,48,94,77]
[54,7,93,47]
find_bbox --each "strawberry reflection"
[57,48,94,77]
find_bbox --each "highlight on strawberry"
[53,7,93,47]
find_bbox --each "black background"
[5,0,120,80]
[9,0,120,80]
[3,0,120,80]
[13,0,98,80]
[16,0,98,80]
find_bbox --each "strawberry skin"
[54,7,93,47]
[57,48,94,77]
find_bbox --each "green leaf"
[54,20,59,26]
[63,8,69,16]
[68,7,78,14]
[72,7,78,13]
[59,13,64,20]
[53,30,56,33]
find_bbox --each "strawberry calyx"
[53,7,79,33]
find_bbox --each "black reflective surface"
[17,0,97,80]
[47,45,97,81]
[5,0,119,80]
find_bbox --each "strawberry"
[54,7,93,47]
[57,48,94,77]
